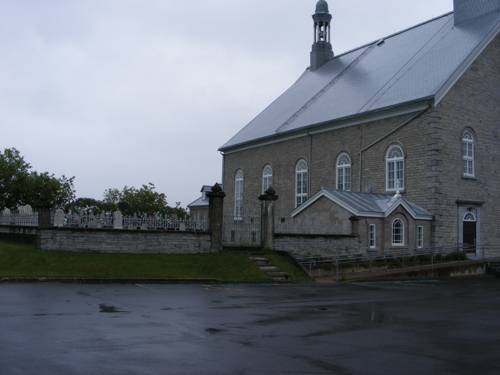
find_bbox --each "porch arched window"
[392,218,404,246]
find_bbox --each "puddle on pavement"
[206,328,225,334]
[99,304,128,313]
[354,280,440,287]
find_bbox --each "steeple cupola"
[310,0,334,71]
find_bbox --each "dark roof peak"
[315,0,329,14]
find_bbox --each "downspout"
[358,105,431,192]
[306,131,313,199]
[220,152,225,189]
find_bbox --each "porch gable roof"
[290,188,434,221]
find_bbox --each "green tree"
[0,148,30,210]
[100,183,188,218]
[24,172,75,209]
[0,148,75,210]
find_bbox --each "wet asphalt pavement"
[1,277,499,375]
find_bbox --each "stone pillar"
[259,187,278,250]
[36,196,52,229]
[207,183,226,253]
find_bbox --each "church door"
[462,212,476,253]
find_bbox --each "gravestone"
[87,213,98,228]
[113,211,123,229]
[1,208,10,225]
[54,209,65,227]
[19,205,33,215]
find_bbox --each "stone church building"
[218,0,500,254]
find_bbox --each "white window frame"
[234,170,244,220]
[392,218,404,246]
[295,160,308,208]
[336,153,351,191]
[462,130,475,177]
[369,224,376,249]
[386,145,404,191]
[417,226,423,248]
[262,165,273,194]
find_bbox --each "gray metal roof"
[291,188,434,220]
[187,184,223,208]
[220,10,500,151]
[187,196,208,208]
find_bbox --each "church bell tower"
[310,0,334,71]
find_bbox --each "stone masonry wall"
[274,234,359,257]
[39,228,212,254]
[223,110,438,217]
[431,32,500,247]
[224,136,311,220]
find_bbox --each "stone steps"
[249,256,290,281]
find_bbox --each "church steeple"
[310,0,334,71]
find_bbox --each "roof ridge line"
[334,11,454,59]
[358,15,455,113]
[275,42,378,134]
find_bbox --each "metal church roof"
[291,189,434,220]
[220,10,500,151]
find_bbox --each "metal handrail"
[299,245,488,280]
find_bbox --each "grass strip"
[0,241,271,281]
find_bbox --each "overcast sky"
[0,0,453,208]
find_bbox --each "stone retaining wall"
[274,233,359,257]
[39,228,212,254]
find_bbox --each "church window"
[369,224,376,248]
[336,153,351,191]
[386,146,404,191]
[295,160,308,207]
[392,218,404,246]
[417,226,424,248]
[462,130,475,177]
[234,170,244,220]
[262,165,273,194]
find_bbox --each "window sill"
[386,190,405,194]
[462,175,476,180]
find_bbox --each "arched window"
[234,170,244,219]
[392,218,404,246]
[262,165,273,194]
[462,130,475,177]
[336,153,351,191]
[386,145,404,191]
[295,160,308,207]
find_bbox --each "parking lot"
[1,277,499,375]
